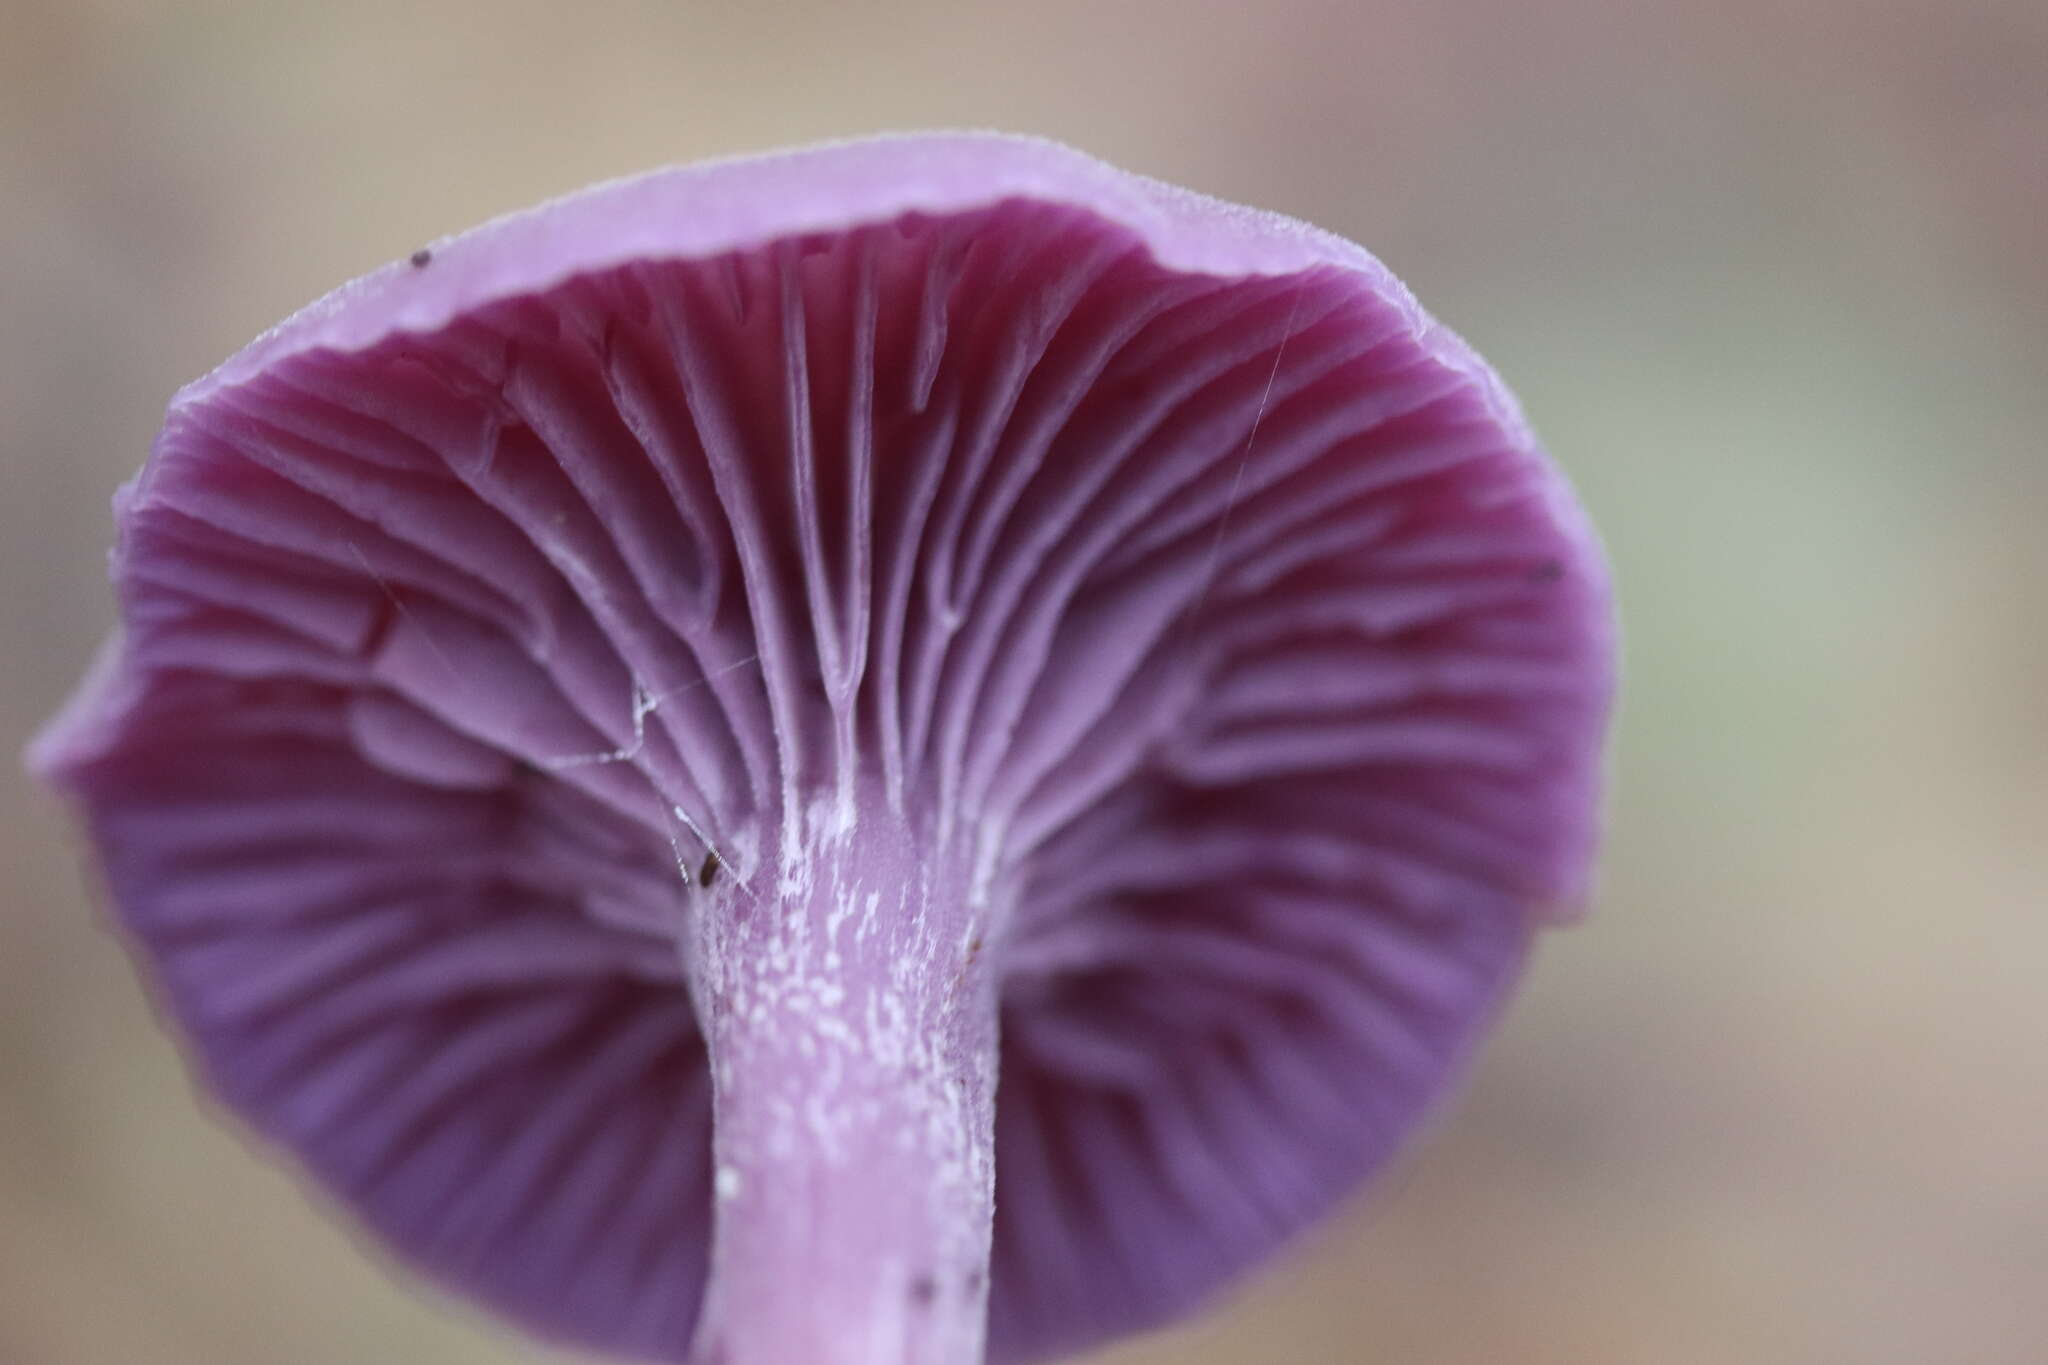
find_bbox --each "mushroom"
[31,133,1613,1365]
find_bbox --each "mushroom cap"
[33,133,1612,1362]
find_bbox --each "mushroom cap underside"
[33,133,1613,1363]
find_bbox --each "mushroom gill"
[32,134,1613,1365]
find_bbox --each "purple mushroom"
[32,134,1612,1364]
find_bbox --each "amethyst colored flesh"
[32,134,1613,1364]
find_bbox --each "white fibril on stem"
[681,798,1001,1365]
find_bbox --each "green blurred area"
[3,2,2043,1361]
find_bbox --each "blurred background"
[3,1,2044,1361]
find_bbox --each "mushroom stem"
[683,817,1000,1365]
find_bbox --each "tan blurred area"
[4,1,2046,1361]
